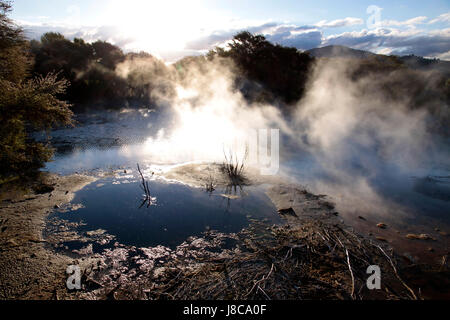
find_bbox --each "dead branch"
[245,263,275,298]
[345,248,355,300]
[375,244,418,300]
[137,163,154,208]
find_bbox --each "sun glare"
[104,0,223,55]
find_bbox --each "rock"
[28,237,43,243]
[73,244,93,255]
[377,223,387,229]
[220,194,240,200]
[278,208,297,217]
[406,233,433,240]
[54,204,60,209]
[86,229,106,237]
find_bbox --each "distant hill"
[306,45,450,76]
[306,45,377,60]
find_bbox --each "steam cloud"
[287,58,449,226]
[104,53,449,230]
[117,56,289,166]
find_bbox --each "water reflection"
[52,176,280,249]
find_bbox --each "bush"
[209,31,315,107]
[0,1,73,180]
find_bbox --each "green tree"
[0,1,73,181]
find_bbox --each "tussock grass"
[205,167,216,193]
[221,145,248,185]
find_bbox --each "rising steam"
[119,57,289,166]
[111,52,449,229]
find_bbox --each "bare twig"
[137,163,154,208]
[245,263,275,298]
[345,248,355,300]
[375,244,418,300]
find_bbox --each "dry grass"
[146,219,423,300]
[221,146,248,185]
[205,166,216,193]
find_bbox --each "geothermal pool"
[42,109,450,260]
[48,174,280,249]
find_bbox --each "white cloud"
[17,13,450,61]
[315,17,364,28]
[184,23,322,52]
[436,50,450,60]
[20,22,136,50]
[428,12,450,24]
[323,27,450,59]
[379,16,428,27]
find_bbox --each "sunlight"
[104,0,222,53]
[139,94,244,163]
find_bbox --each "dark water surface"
[52,178,280,248]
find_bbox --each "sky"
[10,0,450,62]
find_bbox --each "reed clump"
[221,146,248,185]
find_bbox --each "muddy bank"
[0,173,97,299]
[163,162,285,189]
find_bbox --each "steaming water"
[43,110,283,249]
[43,109,450,259]
[50,176,279,249]
[281,143,450,260]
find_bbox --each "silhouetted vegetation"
[0,1,73,181]
[346,55,450,134]
[208,31,315,106]
[30,33,173,111]
[31,34,126,108]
